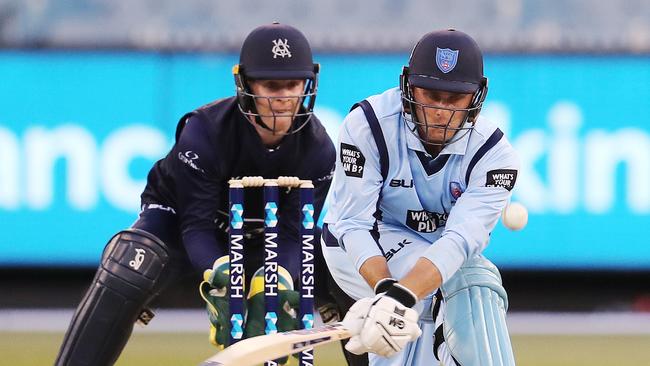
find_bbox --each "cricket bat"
[199,322,352,366]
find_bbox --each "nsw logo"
[436,47,459,74]
[450,181,464,200]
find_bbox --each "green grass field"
[4,332,650,365]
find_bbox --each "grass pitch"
[3,332,650,365]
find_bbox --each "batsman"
[55,23,337,366]
[323,29,519,365]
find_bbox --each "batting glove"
[343,283,422,358]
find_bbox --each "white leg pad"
[436,256,515,366]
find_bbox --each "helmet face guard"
[400,66,487,147]
[234,64,319,135]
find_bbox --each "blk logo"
[384,239,413,261]
[389,179,413,188]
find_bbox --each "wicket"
[228,176,315,365]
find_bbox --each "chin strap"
[253,114,276,134]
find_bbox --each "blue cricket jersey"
[324,87,519,282]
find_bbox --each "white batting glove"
[342,284,422,358]
[341,298,374,355]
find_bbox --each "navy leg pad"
[55,229,169,366]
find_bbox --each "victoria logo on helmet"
[271,38,292,58]
[435,47,458,73]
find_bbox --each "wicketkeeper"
[55,23,338,366]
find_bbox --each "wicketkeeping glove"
[317,302,342,324]
[243,265,299,365]
[244,265,300,337]
[199,255,231,348]
[343,282,422,358]
[199,257,301,360]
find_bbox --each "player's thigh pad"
[56,229,170,366]
[438,256,515,366]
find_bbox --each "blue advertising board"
[1,52,649,269]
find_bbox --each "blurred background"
[1,0,650,365]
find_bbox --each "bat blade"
[199,323,352,366]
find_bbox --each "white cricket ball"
[502,202,528,231]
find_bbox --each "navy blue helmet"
[400,29,488,146]
[234,22,319,134]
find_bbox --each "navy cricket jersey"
[141,97,335,273]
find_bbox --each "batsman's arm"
[327,108,387,276]
[398,258,443,299]
[358,256,392,290]
[420,141,519,284]
[398,154,517,298]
